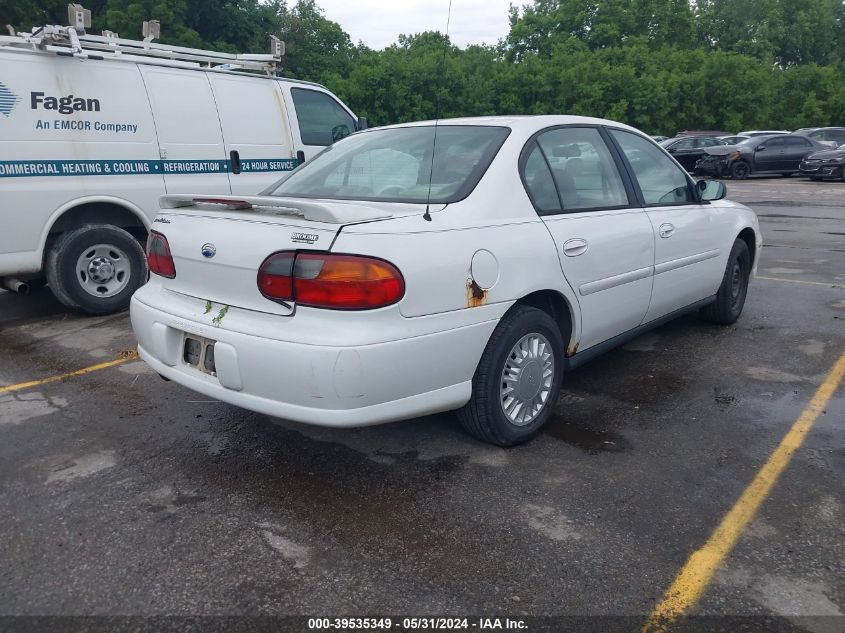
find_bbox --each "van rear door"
[209,74,298,195]
[140,67,231,195]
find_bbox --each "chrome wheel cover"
[75,244,131,298]
[500,333,555,427]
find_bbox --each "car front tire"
[46,224,147,315]
[731,161,751,180]
[700,238,751,325]
[458,305,564,446]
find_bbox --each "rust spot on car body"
[466,279,487,308]
[565,344,578,358]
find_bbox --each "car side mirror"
[697,179,726,201]
[667,147,677,153]
[356,116,368,131]
[756,145,766,151]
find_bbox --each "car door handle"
[229,150,241,174]
[659,223,675,238]
[562,238,588,257]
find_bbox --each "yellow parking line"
[756,275,843,288]
[0,350,138,395]
[643,351,845,633]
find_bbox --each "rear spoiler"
[159,194,393,225]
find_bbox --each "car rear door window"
[534,127,629,212]
[290,88,356,146]
[672,138,696,150]
[784,137,811,148]
[609,130,695,205]
[521,143,561,214]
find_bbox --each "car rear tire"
[458,305,564,446]
[46,224,147,315]
[731,162,750,180]
[700,238,751,325]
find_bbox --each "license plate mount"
[183,335,217,375]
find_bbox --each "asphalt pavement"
[0,178,843,632]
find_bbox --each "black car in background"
[799,144,845,181]
[695,134,828,179]
[659,136,726,172]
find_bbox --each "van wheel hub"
[76,244,130,298]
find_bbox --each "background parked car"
[799,143,845,181]
[718,135,750,145]
[676,130,732,137]
[795,127,845,149]
[696,134,828,179]
[659,136,726,172]
[738,129,791,137]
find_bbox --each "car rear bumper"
[130,287,500,427]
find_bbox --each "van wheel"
[458,305,564,446]
[700,239,751,325]
[46,224,147,315]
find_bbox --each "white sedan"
[131,116,762,446]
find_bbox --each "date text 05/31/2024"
[307,618,527,630]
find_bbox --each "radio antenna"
[422,0,453,222]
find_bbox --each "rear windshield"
[265,125,510,204]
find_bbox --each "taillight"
[258,252,404,310]
[146,230,176,278]
[257,251,294,301]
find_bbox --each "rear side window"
[290,88,355,146]
[535,128,629,212]
[610,130,695,205]
[785,136,810,148]
[522,144,560,213]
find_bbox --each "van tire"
[458,305,564,447]
[46,224,147,315]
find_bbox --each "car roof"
[739,130,790,135]
[370,115,643,136]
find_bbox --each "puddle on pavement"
[544,418,630,453]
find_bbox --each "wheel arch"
[511,289,580,356]
[737,226,758,269]
[40,196,151,264]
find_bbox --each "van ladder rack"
[0,27,282,74]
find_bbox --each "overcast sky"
[316,0,517,49]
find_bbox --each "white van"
[0,17,362,314]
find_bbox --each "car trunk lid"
[151,194,431,316]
